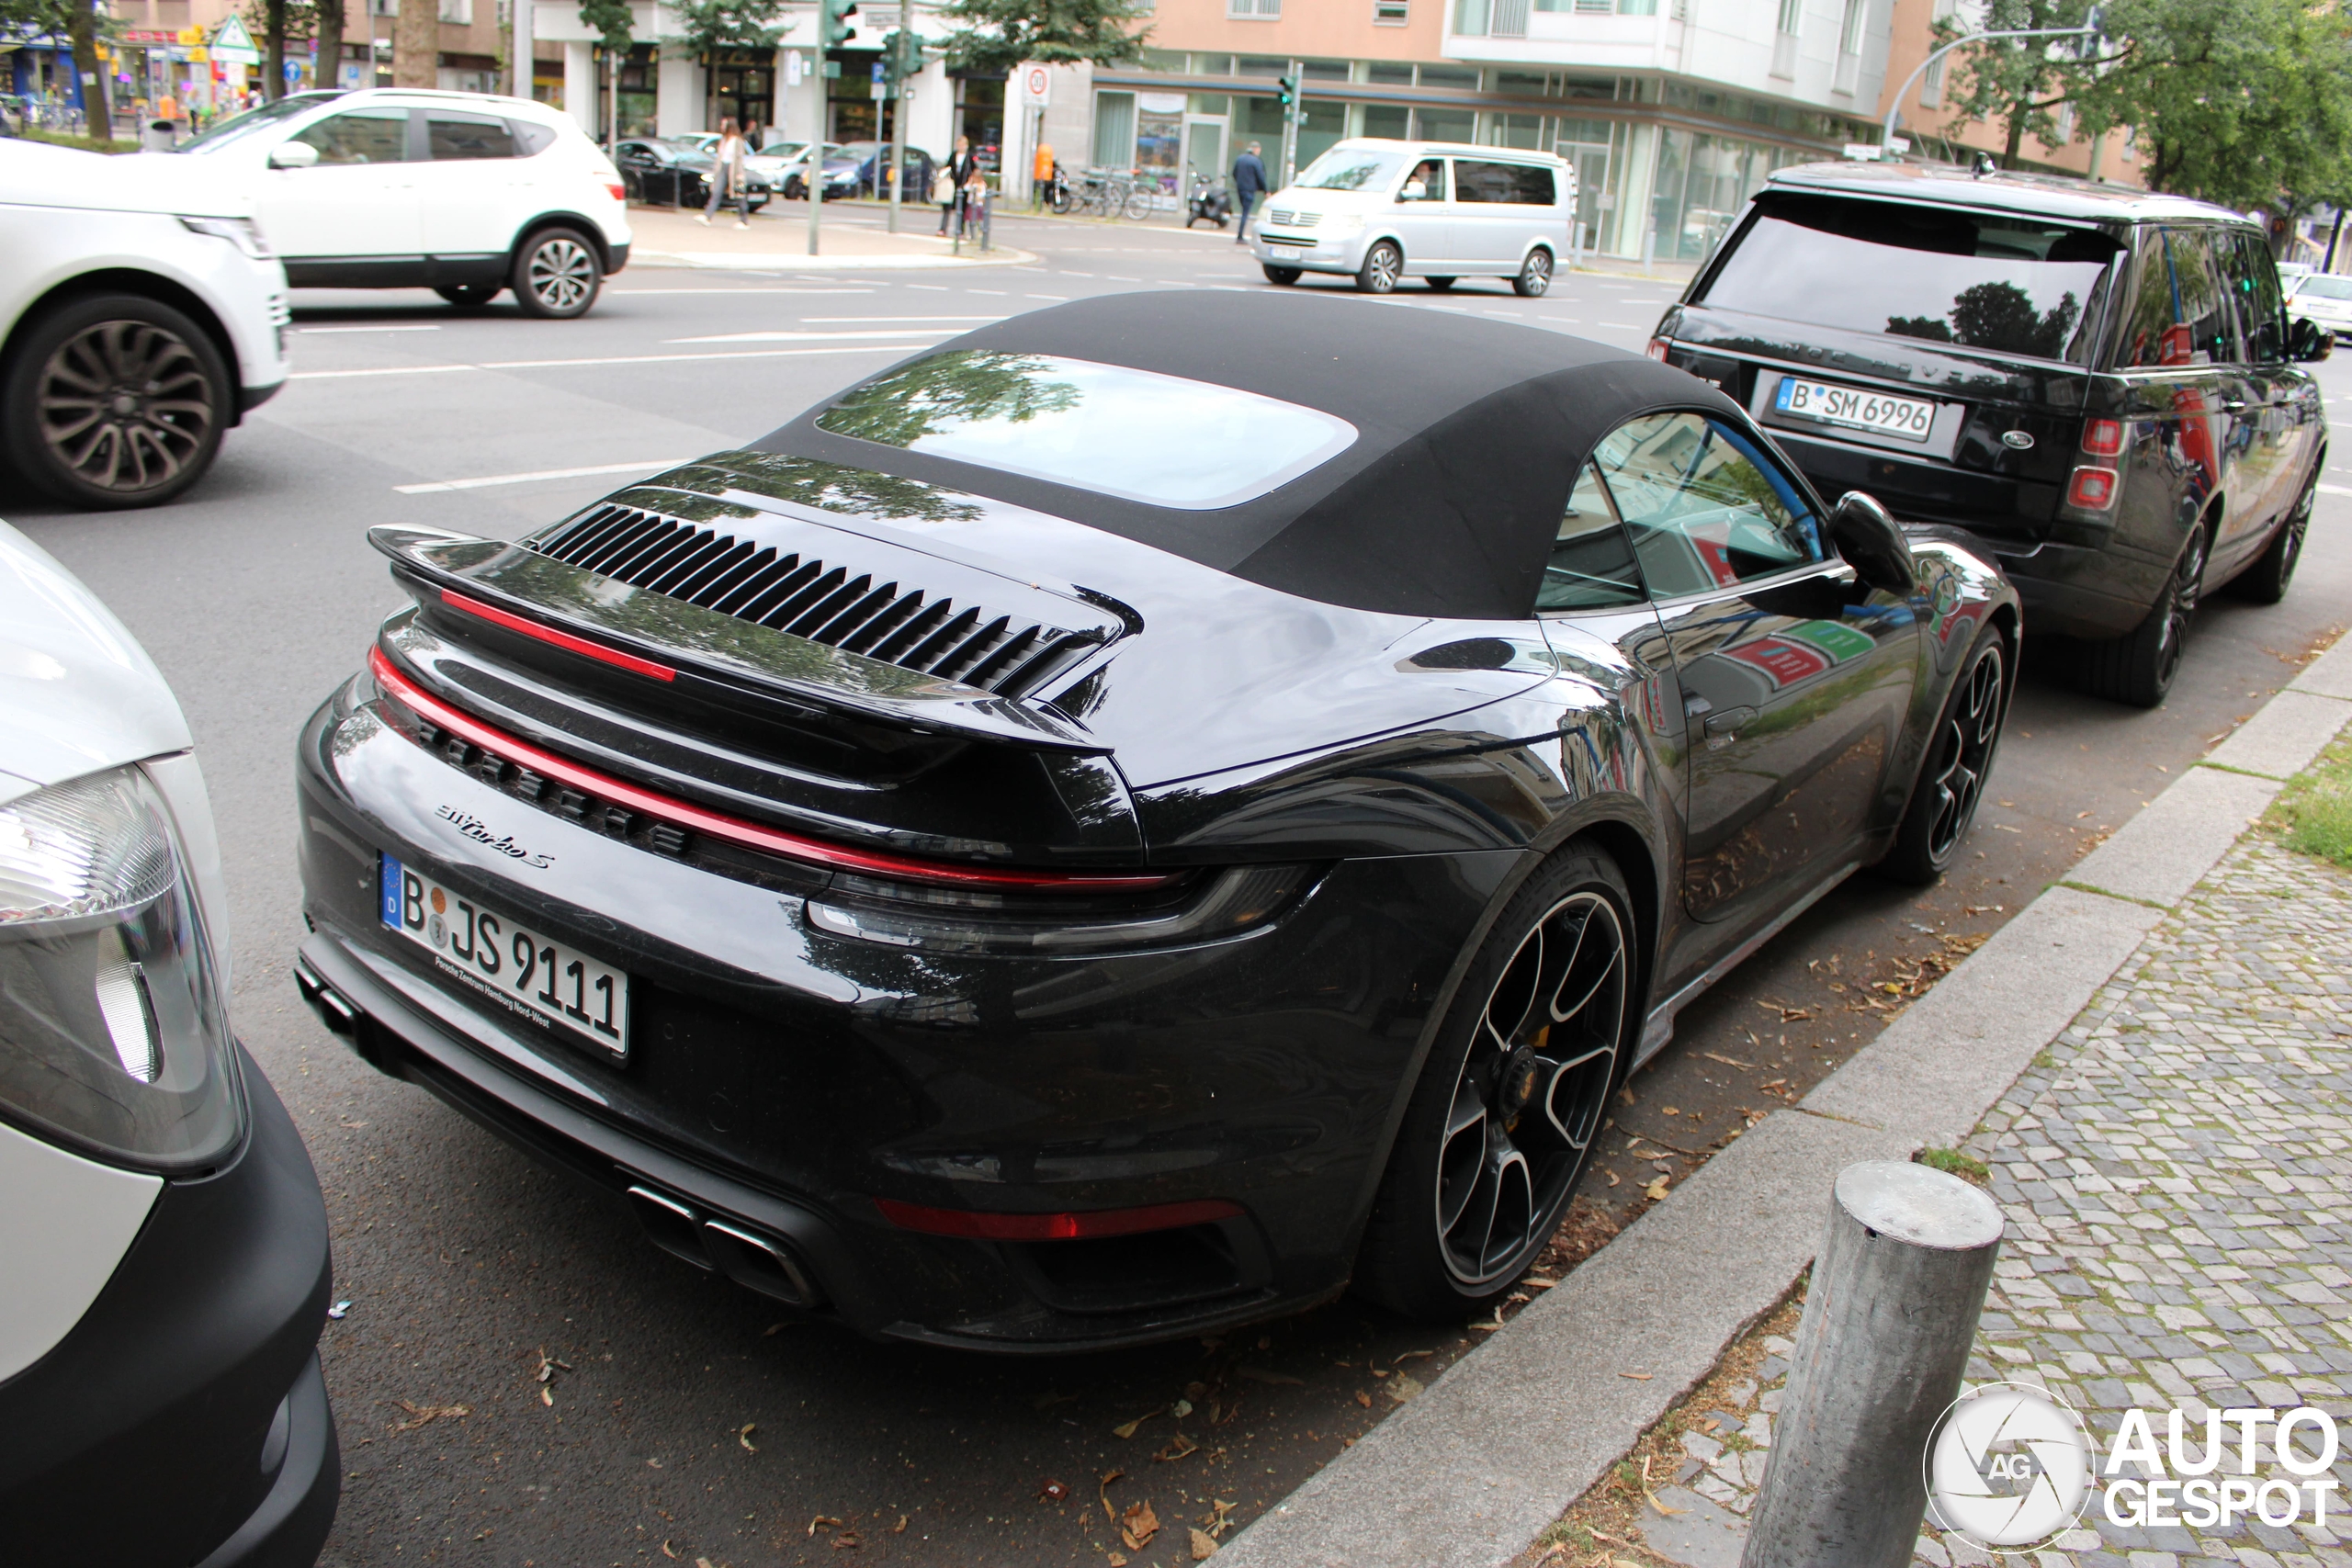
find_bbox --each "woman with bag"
[936,136,973,236]
[696,116,751,229]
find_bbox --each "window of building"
[1236,55,1288,76]
[1416,107,1476,141]
[1838,0,1866,54]
[1301,59,1351,81]
[1374,0,1409,22]
[1776,0,1802,30]
[1921,0,1955,105]
[1367,61,1417,84]
[1139,48,1187,71]
[1455,0,1489,34]
[1226,0,1281,17]
[1419,63,1480,87]
[1092,91,1136,167]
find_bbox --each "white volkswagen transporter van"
[1250,139,1575,296]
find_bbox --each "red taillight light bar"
[874,1196,1244,1241]
[605,181,627,201]
[1645,337,1672,363]
[441,590,676,682]
[2081,418,2125,457]
[2066,466,2120,511]
[365,647,1179,894]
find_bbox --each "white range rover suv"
[168,87,631,319]
[0,139,290,509]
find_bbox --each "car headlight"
[0,766,243,1172]
[179,214,273,260]
[1322,213,1365,237]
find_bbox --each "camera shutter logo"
[1926,1382,2093,1550]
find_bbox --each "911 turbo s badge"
[435,805,555,869]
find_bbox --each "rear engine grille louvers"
[525,504,1105,700]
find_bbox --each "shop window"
[1092,90,1136,167]
[1420,63,1480,87]
[1374,0,1409,22]
[1237,55,1288,76]
[1367,62,1417,84]
[1415,107,1476,142]
[1302,59,1350,80]
[1362,104,1410,138]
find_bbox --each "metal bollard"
[1740,1160,2003,1568]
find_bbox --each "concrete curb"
[1208,633,2352,1568]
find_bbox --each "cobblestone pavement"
[1639,833,2352,1568]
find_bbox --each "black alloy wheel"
[1355,843,1634,1318]
[1878,626,2007,885]
[1512,247,1555,298]
[1425,276,1457,291]
[2230,468,2315,604]
[2,292,227,509]
[2085,525,2206,708]
[1261,263,1303,286]
[436,282,502,308]
[1357,241,1403,295]
[512,228,601,320]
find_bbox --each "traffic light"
[1277,73,1297,110]
[879,27,919,85]
[819,0,858,51]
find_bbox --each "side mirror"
[267,140,319,169]
[1400,180,1427,201]
[2290,316,2335,363]
[1828,491,1915,597]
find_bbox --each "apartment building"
[1879,0,2138,182]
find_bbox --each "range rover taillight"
[1645,338,1671,363]
[2065,467,2120,510]
[2080,418,2125,457]
[2063,417,2129,517]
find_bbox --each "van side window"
[2116,228,2235,368]
[1540,463,1647,612]
[1455,160,1555,206]
[1399,158,1447,202]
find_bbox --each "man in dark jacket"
[1231,141,1268,244]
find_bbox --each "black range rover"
[1652,162,2330,706]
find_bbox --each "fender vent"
[526,504,1107,699]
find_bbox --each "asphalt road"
[8,206,2348,1568]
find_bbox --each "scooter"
[1185,170,1233,229]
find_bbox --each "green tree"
[667,0,783,135]
[933,0,1148,77]
[1936,0,2104,171]
[578,0,632,145]
[2073,0,2352,225]
[3,0,122,143]
[243,0,325,99]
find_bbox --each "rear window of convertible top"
[816,350,1359,510]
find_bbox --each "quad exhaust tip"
[294,959,359,1036]
[625,1184,824,1309]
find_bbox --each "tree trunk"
[394,0,438,90]
[315,0,345,93]
[265,0,287,100]
[2002,107,2025,170]
[67,0,114,145]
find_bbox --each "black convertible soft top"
[757,289,1745,621]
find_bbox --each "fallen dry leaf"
[1120,1499,1161,1551]
[738,1423,758,1453]
[1393,1349,1432,1363]
[1354,1390,1372,1408]
[808,1515,844,1536]
[1113,1408,1163,1439]
[1209,1499,1238,1538]
[762,1321,791,1337]
[1156,1433,1200,1462]
[893,1517,908,1534]
[538,1386,553,1406]
[1099,1468,1125,1520]
[1606,1169,1620,1187]
[1619,1371,1653,1381]
[1659,1105,1679,1116]
[832,1532,860,1550]
[1386,1372,1423,1404]
[1191,1526,1221,1560]
[388,1400,470,1432]
[1698,1051,1752,1068]
[1645,1176,1670,1201]
[1108,1554,1128,1567]
[661,1541,678,1560]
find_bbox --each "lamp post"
[1881,18,2105,161]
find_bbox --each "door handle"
[1703,705,1757,738]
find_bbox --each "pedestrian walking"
[1032,140,1055,210]
[937,135,975,235]
[960,159,989,243]
[1231,141,1268,244]
[695,115,750,229]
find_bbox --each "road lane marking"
[396,459,691,494]
[2319,482,2352,497]
[288,344,925,379]
[797,315,1007,322]
[1024,294,1069,300]
[604,287,876,295]
[663,328,959,343]
[299,323,444,333]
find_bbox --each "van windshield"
[1294,147,1408,192]
[1701,193,2123,363]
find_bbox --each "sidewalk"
[623,203,1037,269]
[1211,635,2352,1568]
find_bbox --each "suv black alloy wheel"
[2085,525,2206,708]
[2231,468,2315,604]
[3,293,228,509]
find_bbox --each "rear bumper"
[294,688,1520,1349]
[0,1055,338,1564]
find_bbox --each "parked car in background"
[292,291,2018,1350]
[747,135,808,187]
[1653,163,2329,708]
[615,138,772,213]
[2276,260,2314,288]
[1250,138,1576,298]
[0,520,339,1562]
[854,144,936,202]
[2287,272,2352,340]
[1,138,288,508]
[781,142,865,202]
[169,87,629,319]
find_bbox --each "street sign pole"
[885,7,908,235]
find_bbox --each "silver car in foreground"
[1250,138,1575,297]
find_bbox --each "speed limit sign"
[1020,64,1050,106]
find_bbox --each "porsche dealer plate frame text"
[379,854,629,1061]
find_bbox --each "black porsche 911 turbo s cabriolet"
[292,291,2018,1350]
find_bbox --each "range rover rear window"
[816,350,1360,511]
[1702,194,2123,364]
